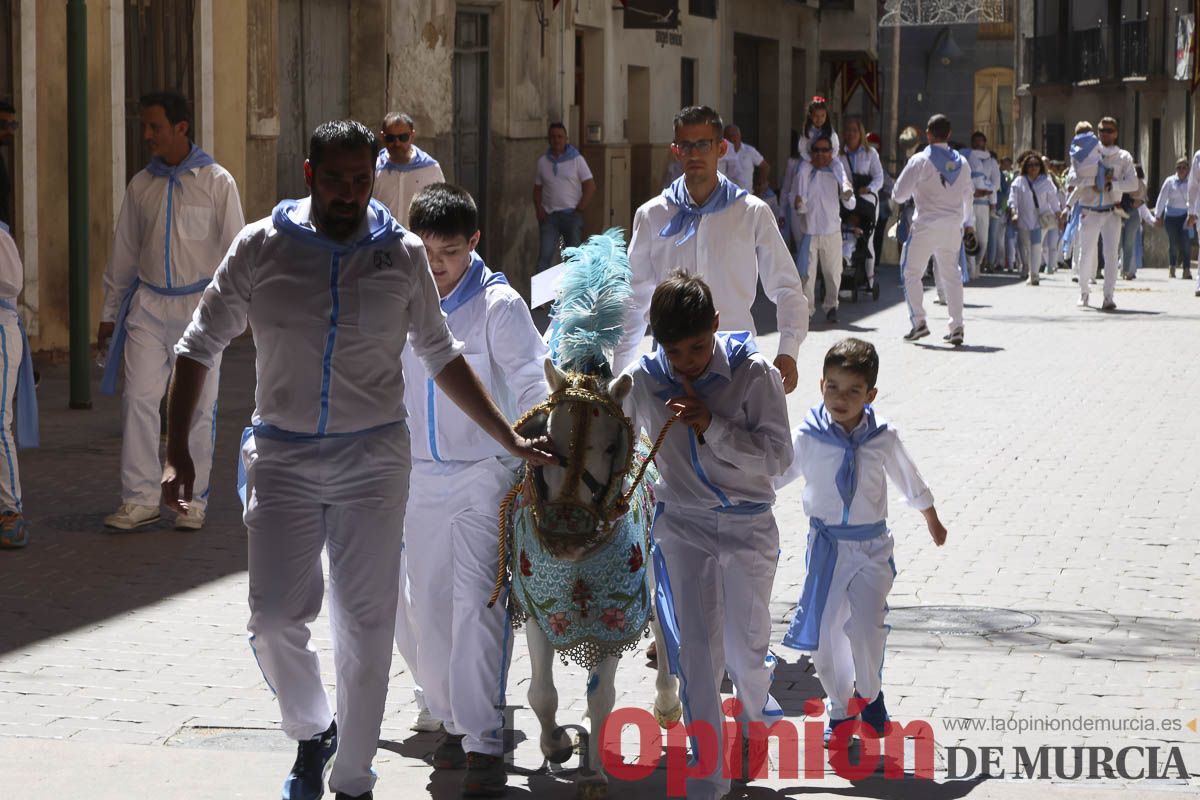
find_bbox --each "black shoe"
[462,752,507,797]
[1185,270,1194,280]
[433,732,467,770]
[1170,268,1177,278]
[282,721,337,800]
[825,307,838,323]
[943,328,964,346]
[903,323,930,342]
[334,793,372,800]
[1101,299,1117,312]
[859,691,890,736]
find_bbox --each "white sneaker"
[175,507,206,531]
[411,707,443,733]
[104,503,161,530]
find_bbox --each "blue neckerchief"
[440,251,509,315]
[844,146,869,173]
[960,148,991,182]
[1070,133,1099,166]
[0,221,8,235]
[658,174,747,246]
[145,143,215,186]
[376,145,438,173]
[546,144,581,176]
[799,404,888,521]
[640,331,757,402]
[782,517,888,652]
[927,145,964,186]
[272,197,406,254]
[0,298,38,449]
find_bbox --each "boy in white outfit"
[0,222,37,549]
[99,90,244,531]
[397,183,549,797]
[779,338,947,747]
[622,271,792,800]
[788,135,855,324]
[163,121,552,800]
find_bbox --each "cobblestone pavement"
[1,265,1197,798]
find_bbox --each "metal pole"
[67,0,91,409]
[887,20,900,173]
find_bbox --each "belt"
[100,277,211,395]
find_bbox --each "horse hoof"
[576,773,608,800]
[654,701,683,728]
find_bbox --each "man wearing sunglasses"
[1068,116,1136,310]
[373,112,444,229]
[0,99,16,228]
[614,105,806,392]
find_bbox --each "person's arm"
[753,203,807,390]
[961,178,975,230]
[533,184,547,224]
[882,430,946,545]
[488,295,551,416]
[162,231,257,511]
[890,157,919,206]
[1155,178,1170,219]
[99,182,144,346]
[577,178,597,212]
[613,206,657,373]
[1112,156,1139,196]
[214,170,247,254]
[0,229,24,299]
[677,361,793,477]
[868,149,885,195]
[433,355,552,463]
[751,147,767,187]
[1189,152,1200,223]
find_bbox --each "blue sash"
[1061,204,1083,259]
[376,145,439,173]
[658,174,747,246]
[782,517,888,651]
[99,277,212,395]
[545,144,582,176]
[796,233,812,278]
[0,299,38,448]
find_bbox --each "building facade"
[5,0,876,354]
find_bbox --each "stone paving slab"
[0,265,1197,797]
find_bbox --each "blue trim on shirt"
[316,253,341,435]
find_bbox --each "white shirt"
[1009,174,1062,231]
[788,161,855,237]
[614,188,809,372]
[797,129,841,164]
[1189,151,1200,216]
[722,142,764,190]
[1067,145,1137,210]
[892,143,974,229]
[1155,175,1189,217]
[840,145,884,195]
[779,413,934,526]
[373,151,445,229]
[535,150,594,213]
[404,263,548,464]
[622,333,793,510]
[103,155,244,321]
[175,198,463,435]
[962,148,1001,204]
[0,226,22,321]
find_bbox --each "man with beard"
[163,120,552,800]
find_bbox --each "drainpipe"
[67,0,91,409]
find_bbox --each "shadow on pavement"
[0,339,257,657]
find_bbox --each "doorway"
[454,9,490,238]
[972,67,1014,159]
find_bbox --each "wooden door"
[124,0,196,182]
[453,9,490,236]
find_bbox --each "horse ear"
[544,357,569,393]
[607,373,633,404]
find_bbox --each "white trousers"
[242,423,411,797]
[121,291,220,510]
[808,530,895,719]
[902,222,964,334]
[397,457,517,756]
[1077,209,1121,303]
[970,203,991,275]
[0,316,22,512]
[655,504,780,800]
[801,232,844,313]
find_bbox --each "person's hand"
[928,517,948,547]
[1188,214,1197,228]
[964,226,976,237]
[772,354,798,394]
[667,374,712,435]
[535,206,547,224]
[97,321,116,350]
[507,432,555,466]
[1156,217,1164,228]
[161,449,196,515]
[793,196,804,212]
[841,189,854,203]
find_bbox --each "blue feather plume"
[547,227,632,371]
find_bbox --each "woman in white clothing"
[1010,152,1063,285]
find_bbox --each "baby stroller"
[817,187,880,304]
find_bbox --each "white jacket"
[175,198,463,435]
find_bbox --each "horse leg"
[645,568,682,727]
[525,622,574,764]
[577,655,619,800]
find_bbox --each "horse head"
[514,358,633,561]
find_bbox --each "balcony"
[1073,26,1112,82]
[1025,19,1164,88]
[1025,34,1068,85]
[1119,19,1161,78]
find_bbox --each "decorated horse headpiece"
[513,229,635,558]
